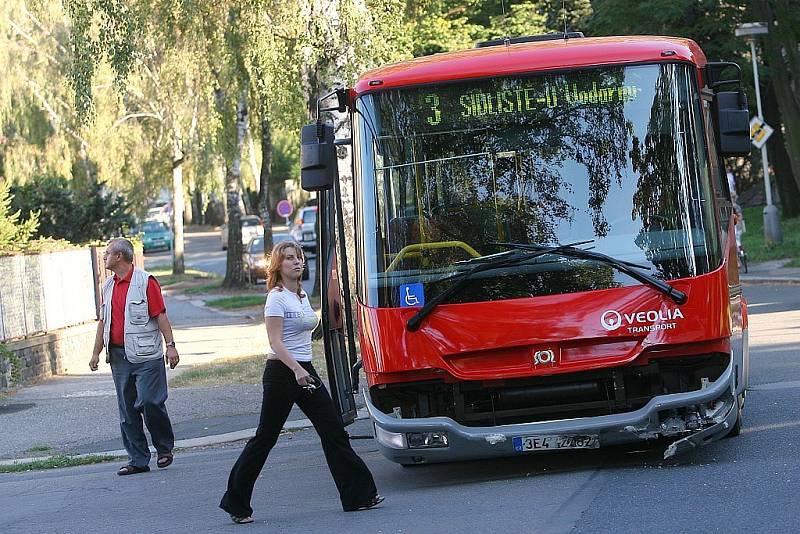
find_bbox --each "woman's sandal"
[156,454,173,469]
[230,515,254,524]
[349,494,385,511]
[117,464,150,476]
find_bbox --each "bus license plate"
[513,435,599,452]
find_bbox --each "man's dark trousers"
[109,346,175,468]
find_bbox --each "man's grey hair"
[108,238,135,263]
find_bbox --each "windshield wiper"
[494,242,688,305]
[406,240,592,332]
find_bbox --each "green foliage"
[10,174,134,243]
[585,0,747,62]
[0,179,38,251]
[63,0,143,124]
[741,206,800,264]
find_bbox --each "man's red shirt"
[109,267,166,346]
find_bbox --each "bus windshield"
[354,63,719,308]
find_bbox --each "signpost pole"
[738,23,782,245]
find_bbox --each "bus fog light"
[406,432,449,449]
[375,426,407,449]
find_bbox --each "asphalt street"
[1,283,798,533]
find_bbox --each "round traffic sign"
[276,200,293,218]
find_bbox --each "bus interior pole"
[750,38,782,244]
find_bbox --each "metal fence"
[0,249,98,342]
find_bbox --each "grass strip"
[741,206,800,265]
[149,264,219,286]
[184,282,223,295]
[206,295,265,309]
[0,454,118,474]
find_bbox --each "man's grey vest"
[102,268,163,364]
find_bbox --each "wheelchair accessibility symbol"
[400,283,425,307]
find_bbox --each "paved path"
[740,258,800,284]
[0,294,291,461]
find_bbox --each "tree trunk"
[171,130,186,275]
[764,83,800,218]
[757,0,800,195]
[223,94,249,289]
[183,178,194,226]
[258,108,274,256]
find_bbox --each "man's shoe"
[117,465,150,476]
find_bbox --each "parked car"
[221,215,264,250]
[133,221,173,253]
[289,205,318,251]
[244,234,309,283]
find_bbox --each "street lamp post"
[735,22,782,245]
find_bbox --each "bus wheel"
[725,393,744,438]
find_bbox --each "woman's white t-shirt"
[264,288,319,362]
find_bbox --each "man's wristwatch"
[165,341,176,348]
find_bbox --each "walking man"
[89,238,179,475]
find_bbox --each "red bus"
[301,34,751,465]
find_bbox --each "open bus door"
[302,119,360,425]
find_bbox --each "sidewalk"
[0,292,353,466]
[739,259,800,285]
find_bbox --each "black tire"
[725,393,744,438]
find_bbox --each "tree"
[0,178,38,251]
[754,0,800,206]
[585,0,800,214]
[11,174,134,243]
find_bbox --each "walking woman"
[220,241,383,524]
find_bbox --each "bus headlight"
[406,432,449,449]
[374,426,407,449]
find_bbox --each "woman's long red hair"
[266,241,305,296]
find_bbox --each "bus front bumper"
[364,361,739,465]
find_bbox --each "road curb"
[0,409,370,468]
[740,277,800,285]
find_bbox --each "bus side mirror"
[714,91,751,157]
[301,123,337,191]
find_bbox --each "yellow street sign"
[750,116,774,149]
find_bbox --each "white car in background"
[146,202,172,226]
[289,205,318,252]
[221,215,264,250]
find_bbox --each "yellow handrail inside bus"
[386,241,481,272]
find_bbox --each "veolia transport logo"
[600,310,623,331]
[601,308,684,333]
